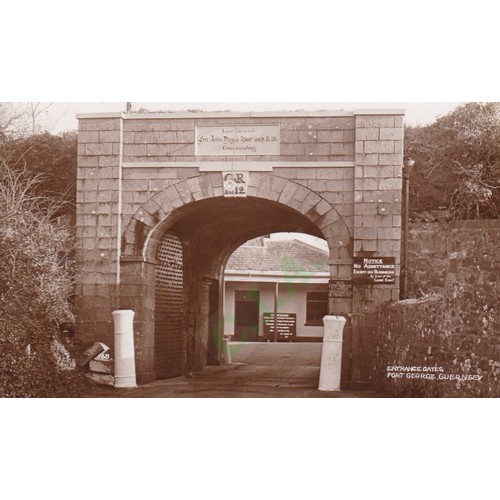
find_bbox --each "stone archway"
[122,172,352,262]
[119,172,353,382]
[75,109,405,388]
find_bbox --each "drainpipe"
[274,282,279,343]
[400,158,415,300]
[115,113,124,298]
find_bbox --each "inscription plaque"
[196,125,280,156]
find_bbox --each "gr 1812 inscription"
[196,125,280,156]
[223,172,249,198]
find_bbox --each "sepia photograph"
[1,101,498,399]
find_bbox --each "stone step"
[86,372,114,387]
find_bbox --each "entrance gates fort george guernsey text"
[75,110,405,387]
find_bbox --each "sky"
[25,102,463,134]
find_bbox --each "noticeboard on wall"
[329,280,354,298]
[353,257,396,285]
[263,313,297,339]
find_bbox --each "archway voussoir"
[268,189,281,202]
[322,219,348,238]
[290,183,310,203]
[152,191,174,214]
[198,174,215,198]
[186,177,203,197]
[142,199,165,223]
[184,177,205,201]
[306,198,335,225]
[314,200,331,217]
[247,186,258,197]
[121,229,138,256]
[161,186,184,209]
[133,209,158,230]
[213,186,224,197]
[208,173,223,189]
[298,192,322,216]
[173,181,194,205]
[317,209,342,230]
[257,179,272,199]
[278,181,299,205]
[248,172,264,189]
[270,175,287,193]
[327,240,342,260]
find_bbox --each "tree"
[0,131,77,219]
[405,103,500,219]
[0,103,25,143]
[25,102,54,135]
[0,161,83,397]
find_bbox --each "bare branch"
[0,103,27,138]
[25,102,54,135]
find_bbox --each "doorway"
[234,290,260,342]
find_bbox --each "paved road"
[87,343,385,398]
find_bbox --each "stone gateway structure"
[75,109,405,388]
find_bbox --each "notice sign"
[223,172,249,198]
[196,125,280,156]
[263,313,297,339]
[329,280,353,299]
[353,257,396,285]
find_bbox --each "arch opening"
[224,233,330,345]
[144,195,348,380]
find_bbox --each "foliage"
[405,102,500,219]
[0,161,84,397]
[0,131,77,220]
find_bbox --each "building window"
[306,292,329,326]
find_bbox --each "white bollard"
[319,316,346,392]
[112,310,137,389]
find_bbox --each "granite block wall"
[377,220,500,397]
